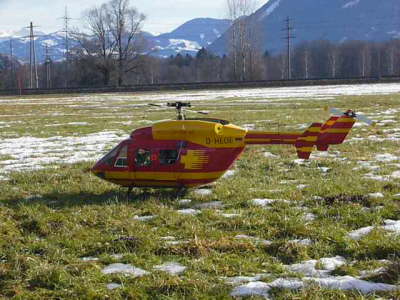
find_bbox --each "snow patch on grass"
[0,131,125,174]
[80,257,99,262]
[251,198,290,207]
[106,283,122,290]
[304,276,397,294]
[375,153,399,162]
[348,220,400,240]
[348,226,375,240]
[195,189,213,196]
[221,212,240,218]
[264,152,279,158]
[194,201,224,209]
[287,256,346,277]
[133,215,157,221]
[368,192,384,199]
[235,234,272,246]
[289,239,313,246]
[178,199,192,205]
[177,209,201,215]
[153,262,187,275]
[230,275,397,298]
[230,281,271,298]
[303,213,316,222]
[225,274,267,285]
[222,169,236,178]
[101,263,149,277]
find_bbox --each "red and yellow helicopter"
[91,102,373,192]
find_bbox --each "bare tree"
[278,54,287,79]
[106,0,146,86]
[73,0,145,86]
[73,4,115,85]
[360,43,371,77]
[328,45,340,78]
[386,42,396,76]
[226,0,259,81]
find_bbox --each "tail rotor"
[329,108,376,126]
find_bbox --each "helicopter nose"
[91,160,106,179]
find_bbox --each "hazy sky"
[0,0,266,35]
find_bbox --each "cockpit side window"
[114,145,128,168]
[135,149,151,167]
[159,150,178,165]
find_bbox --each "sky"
[0,0,266,35]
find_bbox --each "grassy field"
[0,84,400,299]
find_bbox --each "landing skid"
[176,186,187,199]
[125,186,187,201]
[127,186,134,199]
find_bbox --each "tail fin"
[295,123,322,159]
[294,115,356,159]
[318,115,356,145]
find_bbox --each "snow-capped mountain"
[0,30,69,63]
[209,0,400,55]
[146,18,231,57]
[0,30,14,40]
[0,18,230,62]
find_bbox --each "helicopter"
[91,102,373,192]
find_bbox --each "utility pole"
[26,22,40,89]
[282,17,295,80]
[44,44,53,89]
[61,6,72,88]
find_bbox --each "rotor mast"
[167,102,192,120]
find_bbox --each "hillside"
[209,0,400,55]
[147,18,231,57]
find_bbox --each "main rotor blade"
[329,107,344,116]
[185,108,209,115]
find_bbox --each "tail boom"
[244,131,301,145]
[244,115,356,159]
[295,123,322,159]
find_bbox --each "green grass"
[0,88,400,299]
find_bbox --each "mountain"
[0,31,69,63]
[0,18,230,62]
[147,18,231,57]
[209,0,400,55]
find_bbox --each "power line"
[25,22,40,89]
[60,6,72,88]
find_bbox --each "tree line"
[0,0,399,90]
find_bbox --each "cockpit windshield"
[98,144,123,166]
[114,146,128,168]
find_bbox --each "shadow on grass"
[3,188,184,209]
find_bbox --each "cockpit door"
[131,141,183,186]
